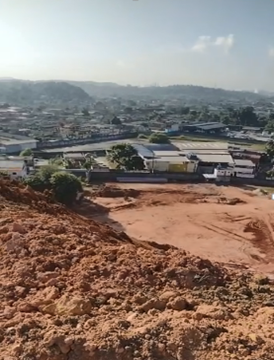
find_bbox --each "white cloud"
[191,36,212,52]
[191,34,234,54]
[269,47,274,57]
[214,34,234,53]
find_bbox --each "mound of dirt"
[94,185,140,198]
[0,179,274,360]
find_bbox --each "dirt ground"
[2,179,274,360]
[93,183,274,275]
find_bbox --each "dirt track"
[93,183,274,275]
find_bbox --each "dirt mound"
[94,185,140,198]
[0,179,274,360]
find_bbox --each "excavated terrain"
[1,179,274,360]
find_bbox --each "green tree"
[38,165,59,184]
[20,148,33,157]
[110,116,121,125]
[180,107,190,115]
[237,107,258,126]
[265,121,274,133]
[0,170,9,178]
[265,140,274,160]
[148,132,170,144]
[49,156,64,166]
[107,143,145,170]
[82,108,90,116]
[24,174,49,192]
[221,115,231,125]
[50,172,83,205]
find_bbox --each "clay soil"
[1,179,274,360]
[93,183,274,275]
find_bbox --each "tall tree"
[265,140,274,160]
[107,144,145,170]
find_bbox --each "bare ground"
[92,183,274,275]
[2,179,274,360]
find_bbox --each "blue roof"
[145,143,178,151]
[132,144,154,158]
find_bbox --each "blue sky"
[0,0,274,90]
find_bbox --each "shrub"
[50,172,83,205]
[20,148,33,157]
[148,132,170,144]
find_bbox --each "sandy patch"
[93,183,274,274]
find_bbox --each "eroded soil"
[0,179,274,360]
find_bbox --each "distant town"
[1,78,274,185]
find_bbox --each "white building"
[233,159,256,178]
[214,167,233,182]
[0,158,28,180]
[0,139,37,154]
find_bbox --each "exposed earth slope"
[0,179,274,360]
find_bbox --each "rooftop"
[0,139,38,145]
[152,150,184,157]
[151,156,190,163]
[174,142,228,151]
[0,159,24,169]
[132,144,154,158]
[234,159,255,167]
[196,123,226,131]
[145,143,178,151]
[197,153,234,164]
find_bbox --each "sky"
[1,0,274,91]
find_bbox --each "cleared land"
[92,183,274,275]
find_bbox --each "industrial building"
[181,122,227,134]
[145,155,197,173]
[174,142,234,174]
[0,132,38,154]
[0,139,38,154]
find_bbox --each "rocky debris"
[0,178,274,360]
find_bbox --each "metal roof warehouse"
[195,123,227,131]
[197,153,234,164]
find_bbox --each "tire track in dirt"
[192,218,267,264]
[243,214,274,262]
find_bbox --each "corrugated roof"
[196,123,226,130]
[145,143,178,151]
[153,150,183,157]
[132,144,154,158]
[174,142,228,150]
[154,156,189,162]
[0,139,37,145]
[198,154,233,164]
[234,159,255,167]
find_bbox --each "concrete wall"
[38,132,138,150]
[231,178,274,187]
[87,170,202,183]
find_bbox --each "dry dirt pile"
[0,179,274,360]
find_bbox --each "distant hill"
[0,78,271,103]
[67,81,268,102]
[0,80,91,105]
